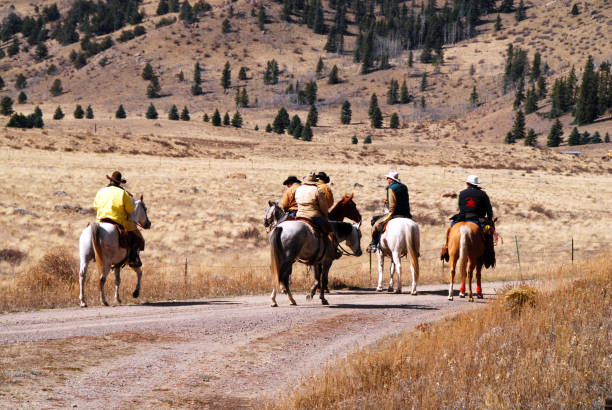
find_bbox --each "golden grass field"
[273,255,612,409]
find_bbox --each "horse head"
[132,194,152,229]
[343,193,361,223]
[345,222,363,257]
[264,200,283,232]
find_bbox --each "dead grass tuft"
[0,248,26,264]
[237,226,261,240]
[503,285,537,313]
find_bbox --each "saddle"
[282,216,324,237]
[99,218,131,249]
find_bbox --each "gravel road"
[0,283,502,408]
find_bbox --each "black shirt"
[458,185,493,220]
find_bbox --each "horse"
[269,220,362,307]
[374,217,420,294]
[446,221,485,302]
[78,195,151,307]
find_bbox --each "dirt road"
[0,283,501,408]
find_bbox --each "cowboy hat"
[302,172,317,185]
[315,171,330,183]
[466,175,482,186]
[384,171,401,183]
[106,171,126,185]
[282,175,301,186]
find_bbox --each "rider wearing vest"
[295,172,339,260]
[368,171,412,251]
[441,175,494,261]
[93,171,145,268]
[279,175,301,217]
[315,171,334,209]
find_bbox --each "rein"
[337,242,358,256]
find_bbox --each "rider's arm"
[278,188,291,211]
[123,191,135,214]
[317,189,329,217]
[388,189,397,214]
[484,194,493,220]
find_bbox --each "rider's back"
[93,185,134,229]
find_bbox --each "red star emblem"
[466,197,476,208]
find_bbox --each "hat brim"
[106,175,126,184]
[384,175,400,183]
[283,178,301,185]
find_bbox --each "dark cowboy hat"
[315,171,330,183]
[106,171,126,185]
[282,175,301,186]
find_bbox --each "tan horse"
[447,222,485,302]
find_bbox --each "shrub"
[86,105,94,119]
[0,96,14,115]
[351,135,358,144]
[73,104,84,119]
[115,104,126,119]
[50,79,63,96]
[17,91,26,104]
[15,73,27,89]
[53,106,64,120]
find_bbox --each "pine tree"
[17,91,27,104]
[351,135,358,144]
[191,83,203,96]
[605,132,610,143]
[421,96,426,109]
[203,113,209,122]
[304,81,317,105]
[400,80,411,104]
[574,55,599,125]
[389,112,399,129]
[180,106,190,121]
[115,105,126,119]
[238,66,247,81]
[86,105,94,119]
[315,57,324,78]
[221,61,231,92]
[179,0,196,23]
[231,111,242,127]
[511,110,526,139]
[420,72,428,91]
[513,78,525,109]
[546,118,563,147]
[142,63,154,80]
[515,0,526,21]
[580,131,590,145]
[307,104,318,126]
[35,42,48,61]
[524,87,537,114]
[340,100,351,124]
[363,135,372,144]
[50,79,63,96]
[74,104,84,119]
[288,115,302,136]
[570,3,579,15]
[328,65,340,84]
[301,122,313,141]
[500,0,514,13]
[408,50,413,67]
[265,123,272,132]
[147,76,162,98]
[257,5,266,30]
[53,106,64,120]
[223,112,230,125]
[537,76,547,99]
[0,97,13,115]
[530,52,541,82]
[504,131,516,144]
[263,60,279,85]
[212,109,221,126]
[567,127,581,146]
[222,18,231,33]
[31,106,43,128]
[169,0,179,12]
[524,128,537,146]
[157,0,169,15]
[370,106,383,128]
[387,79,399,105]
[168,104,179,120]
[368,93,379,119]
[15,74,27,90]
[494,14,502,31]
[0,75,4,89]
[273,107,290,133]
[254,125,259,131]
[360,30,374,74]
[470,86,479,106]
[145,103,158,119]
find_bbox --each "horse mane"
[334,221,353,237]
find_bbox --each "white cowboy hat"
[302,172,318,185]
[384,171,401,183]
[466,175,482,186]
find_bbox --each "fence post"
[184,257,188,286]
[571,237,574,264]
[515,235,521,273]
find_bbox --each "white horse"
[78,195,151,307]
[375,218,420,294]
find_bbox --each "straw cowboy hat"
[384,171,401,183]
[302,172,318,185]
[282,175,301,186]
[106,171,126,185]
[466,175,482,186]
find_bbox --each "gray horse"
[269,220,362,307]
[78,195,151,307]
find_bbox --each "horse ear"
[268,200,274,206]
[349,192,354,200]
[357,220,362,229]
[140,194,143,201]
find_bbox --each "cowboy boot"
[367,231,380,253]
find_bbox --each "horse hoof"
[376,287,383,292]
[411,291,417,296]
[102,300,109,307]
[468,297,474,302]
[395,289,402,294]
[306,294,312,301]
[477,293,484,299]
[290,301,297,306]
[133,290,140,298]
[321,299,329,305]
[448,296,454,301]
[271,302,278,307]
[80,302,87,308]
[387,287,394,293]
[459,293,465,298]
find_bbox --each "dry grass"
[274,255,612,409]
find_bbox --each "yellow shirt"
[93,186,135,230]
[316,181,334,208]
[279,183,300,212]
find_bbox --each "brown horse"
[329,193,362,223]
[447,222,485,302]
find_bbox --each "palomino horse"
[375,217,420,294]
[78,195,151,307]
[446,221,485,302]
[269,220,362,306]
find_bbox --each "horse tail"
[269,227,283,295]
[458,226,470,278]
[407,223,420,281]
[91,222,104,277]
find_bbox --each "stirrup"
[367,244,378,253]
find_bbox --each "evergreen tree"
[169,0,180,12]
[513,78,525,109]
[500,0,514,13]
[0,97,13,115]
[307,104,318,126]
[238,66,247,81]
[389,112,399,129]
[315,57,324,78]
[360,30,374,74]
[142,63,154,80]
[146,103,158,119]
[469,64,476,76]
[511,110,526,140]
[421,96,426,109]
[35,42,48,61]
[370,106,383,128]
[203,113,209,122]
[273,107,290,133]
[567,127,581,146]
[470,86,479,106]
[574,55,599,125]
[15,74,27,90]
[0,75,4,89]
[17,91,27,104]
[73,104,84,119]
[504,131,515,144]
[231,111,242,127]
[524,87,537,114]
[546,118,563,147]
[180,106,190,121]
[179,0,196,23]
[368,93,379,119]
[420,72,428,91]
[515,0,526,21]
[363,135,372,144]
[570,3,579,15]
[223,112,230,125]
[301,122,313,141]
[524,128,537,146]
[537,76,547,99]
[147,76,161,98]
[580,131,590,145]
[53,106,64,120]
[263,60,279,85]
[86,105,94,119]
[193,62,202,85]
[50,79,63,96]
[168,104,179,120]
[340,100,351,124]
[265,123,272,132]
[288,115,302,136]
[157,0,169,15]
[494,14,502,31]
[222,18,231,33]
[387,79,399,105]
[328,65,340,84]
[400,80,411,103]
[605,132,610,143]
[408,50,413,67]
[351,135,358,144]
[212,109,221,126]
[254,125,259,131]
[221,61,231,91]
[530,52,541,82]
[115,104,126,119]
[257,5,266,30]
[304,81,317,105]
[191,83,203,96]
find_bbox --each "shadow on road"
[329,303,438,310]
[140,300,241,307]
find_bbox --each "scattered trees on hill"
[546,119,563,147]
[146,103,158,119]
[524,87,537,114]
[53,106,64,120]
[515,0,526,21]
[340,101,351,124]
[400,80,411,104]
[168,105,179,120]
[7,109,44,129]
[273,107,290,133]
[50,79,63,96]
[505,110,525,144]
[115,105,126,119]
[503,45,528,93]
[192,62,203,96]
[235,87,249,108]
[288,115,303,137]
[387,79,399,105]
[180,0,197,24]
[304,81,317,105]
[147,75,162,99]
[574,56,599,125]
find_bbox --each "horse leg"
[319,264,330,305]
[376,250,384,292]
[113,266,122,305]
[467,261,475,302]
[388,262,394,292]
[392,252,402,294]
[131,266,142,298]
[459,277,466,298]
[270,287,278,308]
[78,256,89,308]
[458,248,468,299]
[99,265,111,306]
[476,263,483,299]
[409,251,419,295]
[283,272,296,306]
[448,254,458,301]
[307,264,321,301]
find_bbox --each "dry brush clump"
[276,256,611,409]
